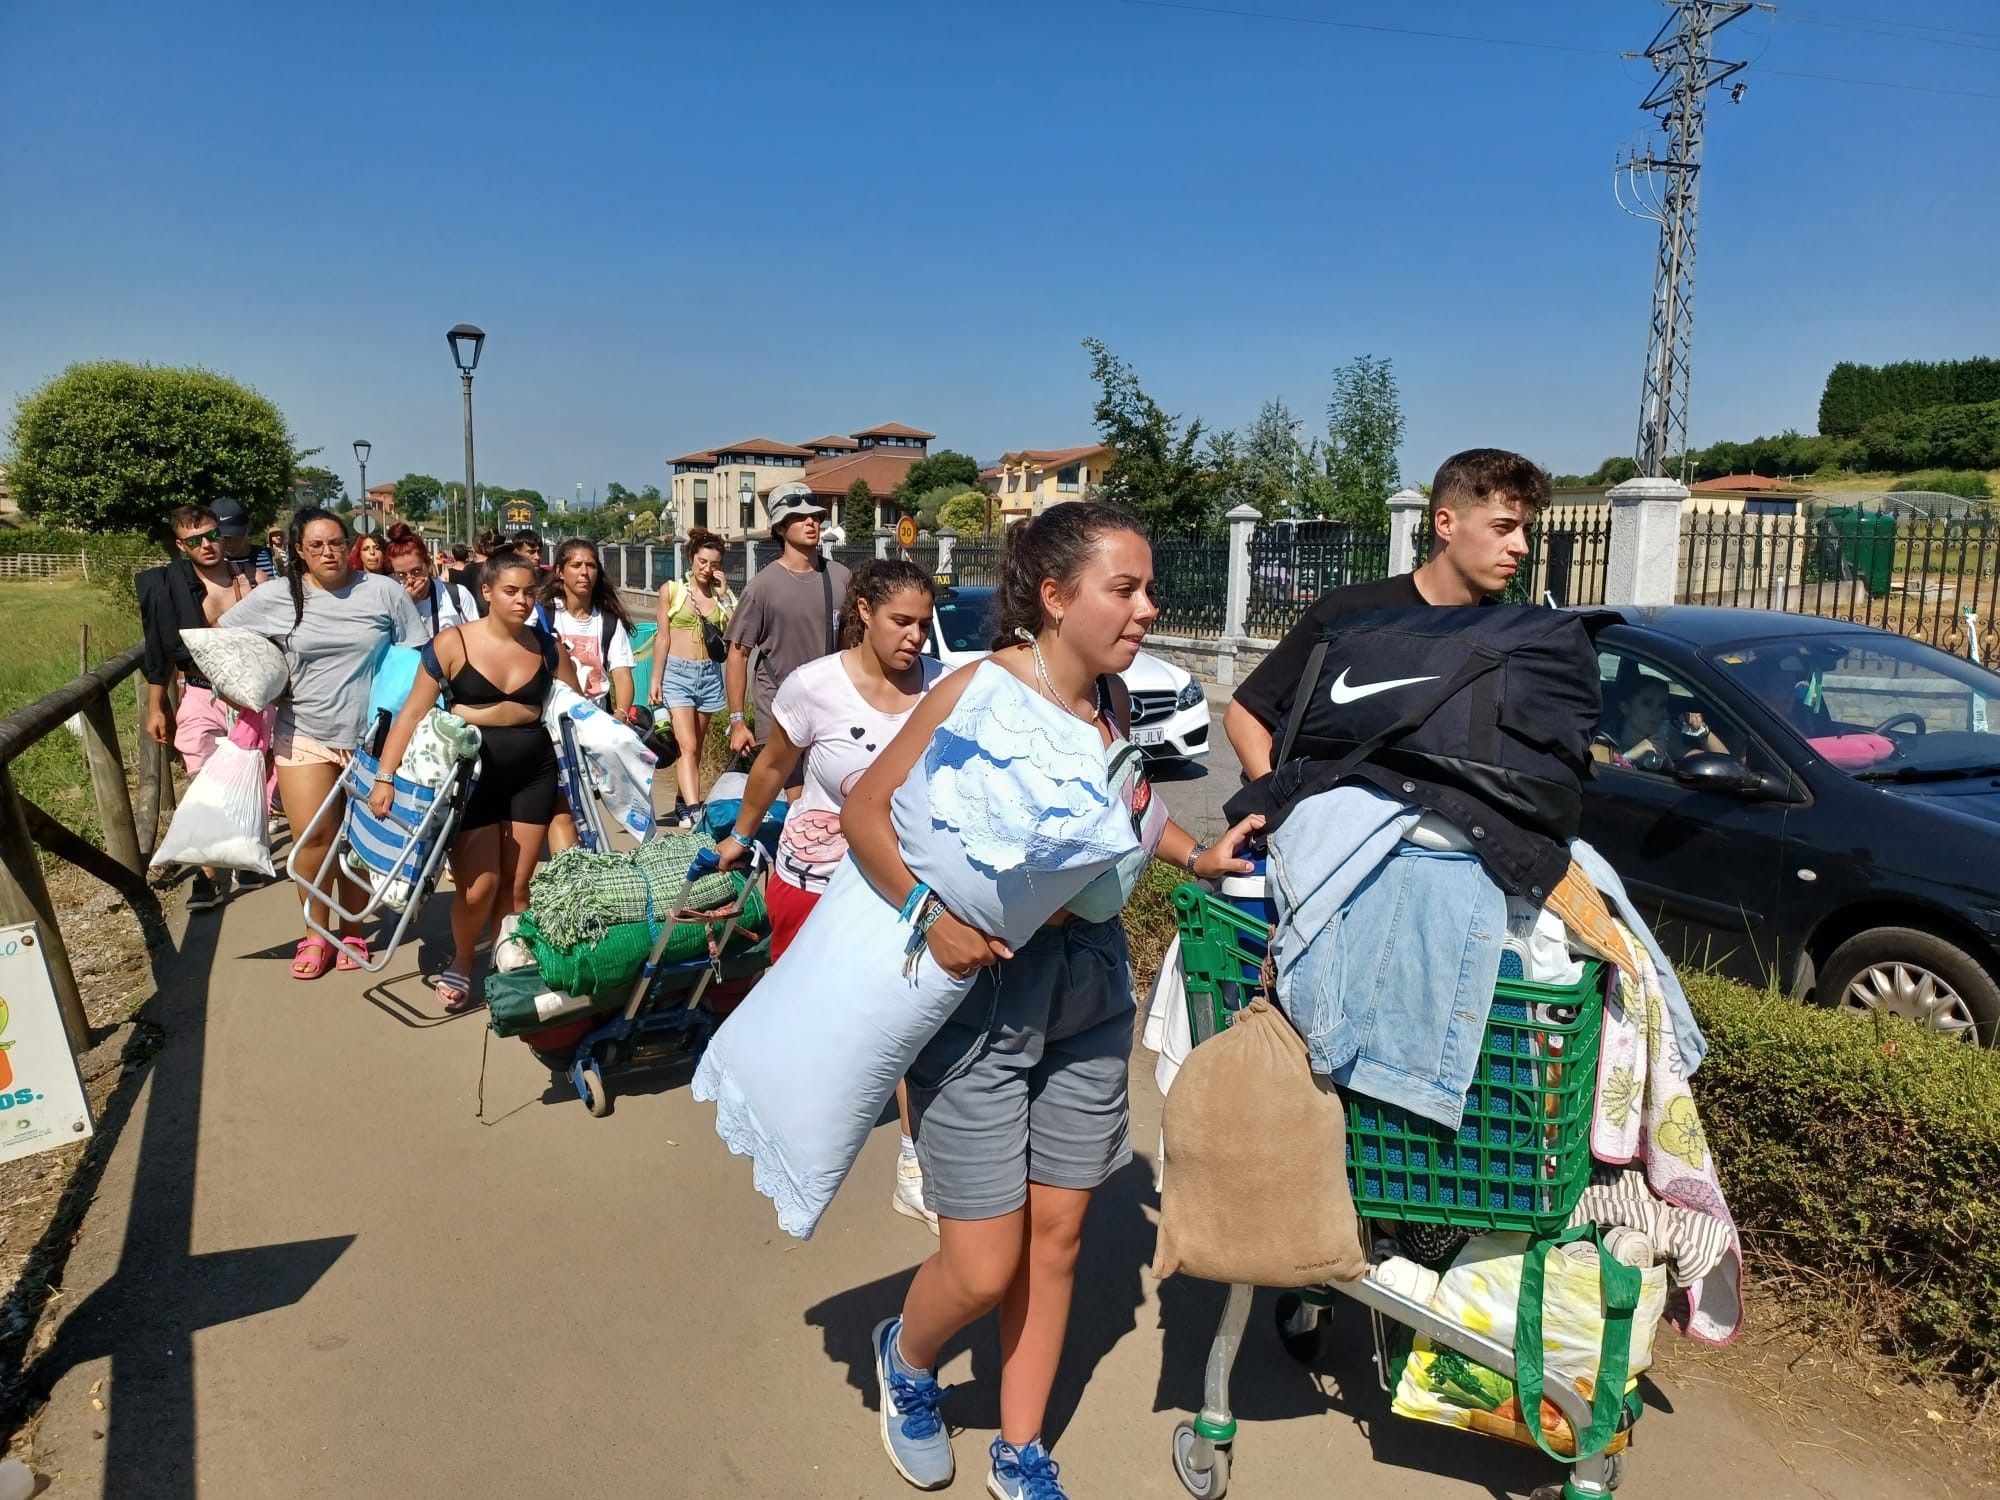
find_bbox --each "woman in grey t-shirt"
[222,507,426,980]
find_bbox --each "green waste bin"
[1818,506,1897,598]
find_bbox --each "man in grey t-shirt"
[723,485,850,790]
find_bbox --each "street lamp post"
[352,438,371,534]
[447,323,485,548]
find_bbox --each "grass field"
[1802,468,2000,496]
[0,580,145,854]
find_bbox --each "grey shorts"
[906,916,1135,1221]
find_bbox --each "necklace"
[1015,629,1101,724]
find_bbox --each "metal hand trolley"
[554,715,616,854]
[288,746,480,972]
[568,840,776,1116]
[1165,882,1629,1500]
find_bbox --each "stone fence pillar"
[1387,487,1428,576]
[1604,476,1688,606]
[1222,504,1259,642]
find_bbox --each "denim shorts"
[659,655,725,712]
[906,917,1136,1220]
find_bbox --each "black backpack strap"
[820,561,836,654]
[600,609,617,660]
[1274,636,1334,769]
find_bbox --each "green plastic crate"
[1171,882,1603,1235]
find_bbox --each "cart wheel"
[1605,1451,1626,1491]
[1273,1291,1327,1364]
[576,1061,611,1117]
[1171,1421,1229,1499]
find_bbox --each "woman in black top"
[372,554,581,1013]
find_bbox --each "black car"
[1577,607,2000,1043]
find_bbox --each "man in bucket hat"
[722,481,851,790]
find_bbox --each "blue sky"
[3,0,1995,504]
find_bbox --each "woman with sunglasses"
[221,507,427,979]
[370,553,583,1013]
[384,523,476,637]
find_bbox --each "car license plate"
[1132,727,1165,747]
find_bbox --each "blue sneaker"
[988,1436,1067,1499]
[873,1317,954,1489]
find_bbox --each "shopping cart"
[1165,882,1625,1500]
[568,840,775,1116]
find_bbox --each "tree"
[1238,398,1336,519]
[1082,337,1231,537]
[294,465,345,510]
[1324,354,1404,531]
[9,360,297,536]
[937,490,994,535]
[393,473,443,521]
[910,484,967,534]
[625,509,659,541]
[843,477,876,539]
[891,449,981,515]
[603,480,637,509]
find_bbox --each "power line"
[1782,12,2000,53]
[1119,0,2000,102]
[1118,0,1608,56]
[1779,4,2000,44]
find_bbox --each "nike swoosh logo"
[1326,668,1441,704]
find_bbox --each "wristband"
[373,771,397,786]
[902,893,953,979]
[728,711,746,724]
[898,882,933,924]
[722,830,752,851]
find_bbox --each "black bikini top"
[421,626,558,709]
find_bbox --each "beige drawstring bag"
[1154,998,1368,1288]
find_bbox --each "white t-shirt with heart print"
[769,650,945,893]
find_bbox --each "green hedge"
[1686,974,2000,1389]
[1120,872,2000,1395]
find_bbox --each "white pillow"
[181,627,289,710]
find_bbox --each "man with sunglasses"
[136,504,262,909]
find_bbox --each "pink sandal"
[291,936,336,981]
[335,936,371,972]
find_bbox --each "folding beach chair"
[287,746,479,972]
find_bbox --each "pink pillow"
[1807,733,1894,770]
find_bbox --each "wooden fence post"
[0,767,92,1054]
[81,697,143,876]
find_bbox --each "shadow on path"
[17,898,354,1496]
[805,1159,1154,1447]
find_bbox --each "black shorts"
[460,723,559,831]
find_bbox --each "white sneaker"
[894,1154,939,1234]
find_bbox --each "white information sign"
[0,922,94,1166]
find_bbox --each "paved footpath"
[27,717,1909,1498]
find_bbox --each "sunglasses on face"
[179,529,223,546]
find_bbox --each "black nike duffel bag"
[1258,605,1608,839]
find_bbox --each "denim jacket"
[1269,785,1506,1130]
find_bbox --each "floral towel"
[1590,916,1743,1344]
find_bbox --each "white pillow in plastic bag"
[181,627,289,711]
[692,664,1138,1238]
[149,738,275,876]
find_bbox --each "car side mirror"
[1673,752,1786,799]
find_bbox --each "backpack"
[1266,605,1607,839]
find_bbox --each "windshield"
[932,590,995,654]
[1704,631,2000,780]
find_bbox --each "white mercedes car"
[923,585,1211,761]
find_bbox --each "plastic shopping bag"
[180,628,289,711]
[149,738,275,876]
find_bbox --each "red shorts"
[766,874,822,961]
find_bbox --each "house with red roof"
[667,423,938,539]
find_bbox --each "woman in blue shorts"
[650,528,736,827]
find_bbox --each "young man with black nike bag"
[1225,447,1551,779]
[1225,449,1604,901]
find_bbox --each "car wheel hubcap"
[1839,961,1977,1040]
